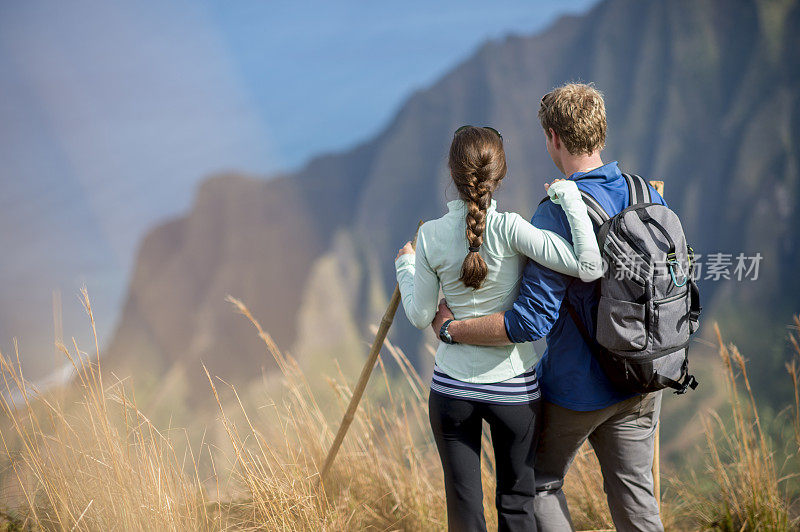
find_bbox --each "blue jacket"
[503,161,666,411]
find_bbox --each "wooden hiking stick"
[649,179,664,510]
[318,220,424,487]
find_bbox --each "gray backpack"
[564,173,701,395]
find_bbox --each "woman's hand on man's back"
[396,241,414,261]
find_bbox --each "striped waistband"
[430,363,541,404]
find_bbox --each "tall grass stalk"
[673,322,800,530]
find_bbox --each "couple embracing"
[394,83,675,532]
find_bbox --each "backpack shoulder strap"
[578,188,610,228]
[622,173,652,206]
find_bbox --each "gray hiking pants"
[534,391,664,532]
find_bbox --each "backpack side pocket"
[596,295,647,351]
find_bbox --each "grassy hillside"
[1,291,798,530]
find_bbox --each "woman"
[394,125,602,531]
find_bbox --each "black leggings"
[428,390,542,532]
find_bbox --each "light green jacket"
[394,180,602,383]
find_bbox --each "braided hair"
[449,126,507,289]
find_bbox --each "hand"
[543,177,566,196]
[431,298,455,336]
[395,241,414,261]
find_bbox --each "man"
[431,82,666,532]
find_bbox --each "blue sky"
[204,0,598,170]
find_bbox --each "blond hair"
[538,83,607,155]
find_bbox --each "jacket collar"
[567,160,621,182]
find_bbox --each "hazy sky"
[0,0,598,378]
[1,0,600,257]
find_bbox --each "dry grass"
[204,296,443,530]
[0,288,213,531]
[671,319,800,530]
[0,292,798,530]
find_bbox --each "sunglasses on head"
[454,125,503,140]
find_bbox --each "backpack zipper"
[652,290,687,325]
[653,291,686,305]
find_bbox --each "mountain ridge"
[104,0,800,407]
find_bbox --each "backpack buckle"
[674,374,699,395]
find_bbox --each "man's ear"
[549,128,561,150]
